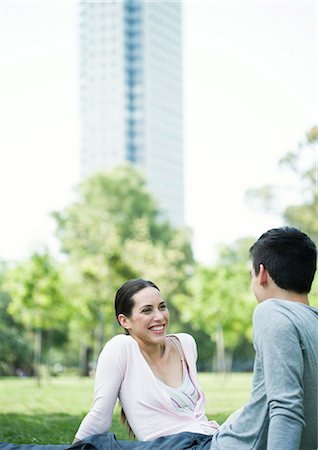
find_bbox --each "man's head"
[249,227,317,300]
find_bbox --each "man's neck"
[267,287,309,305]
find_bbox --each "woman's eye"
[160,304,166,310]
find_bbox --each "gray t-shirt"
[211,299,318,450]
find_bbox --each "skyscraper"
[79,0,184,226]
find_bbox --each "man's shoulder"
[253,299,318,341]
[253,299,279,320]
[254,298,280,313]
[254,299,318,320]
[252,300,294,336]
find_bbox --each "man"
[210,226,318,450]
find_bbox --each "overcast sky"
[0,1,317,264]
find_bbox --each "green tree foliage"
[280,126,318,242]
[245,125,318,307]
[0,264,33,375]
[53,165,175,254]
[175,237,256,371]
[51,165,194,361]
[246,125,318,242]
[4,249,69,378]
[6,250,68,329]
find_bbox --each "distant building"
[79,0,184,226]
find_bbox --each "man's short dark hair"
[249,227,317,294]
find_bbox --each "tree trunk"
[79,342,93,376]
[33,328,42,386]
[216,324,225,374]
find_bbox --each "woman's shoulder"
[170,333,197,350]
[98,334,138,368]
[171,333,198,365]
[103,334,138,352]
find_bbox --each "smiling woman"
[73,279,219,443]
[117,283,173,362]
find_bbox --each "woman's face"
[119,286,170,346]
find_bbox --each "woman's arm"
[74,336,126,441]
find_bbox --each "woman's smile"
[148,324,166,334]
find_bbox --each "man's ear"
[118,313,130,331]
[258,264,268,286]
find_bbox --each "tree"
[245,125,318,307]
[52,165,194,372]
[280,125,318,242]
[175,237,256,372]
[246,125,318,242]
[4,249,69,382]
[0,263,33,375]
[53,165,175,253]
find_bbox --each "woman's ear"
[118,313,130,331]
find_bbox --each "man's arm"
[267,415,303,449]
[253,302,306,450]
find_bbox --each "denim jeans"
[0,432,213,450]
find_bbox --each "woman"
[74,279,219,442]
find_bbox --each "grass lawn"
[0,373,252,444]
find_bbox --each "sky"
[0,1,317,265]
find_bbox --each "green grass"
[0,373,252,444]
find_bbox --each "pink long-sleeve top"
[75,333,217,441]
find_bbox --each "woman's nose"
[153,310,164,321]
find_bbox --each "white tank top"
[157,337,219,436]
[157,337,200,415]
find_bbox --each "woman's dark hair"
[115,278,160,334]
[115,278,159,436]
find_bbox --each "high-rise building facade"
[79,0,184,226]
